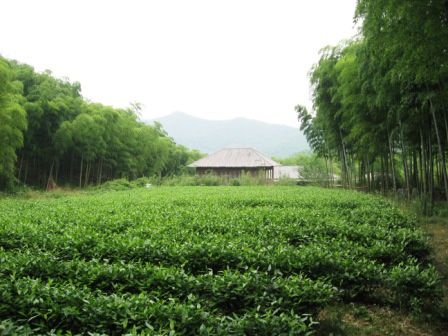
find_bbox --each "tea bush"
[0,187,440,334]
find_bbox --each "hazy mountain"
[145,112,309,158]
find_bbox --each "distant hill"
[144,112,309,158]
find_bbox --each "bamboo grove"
[297,0,448,207]
[0,56,202,190]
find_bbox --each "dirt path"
[315,215,448,336]
[422,216,448,309]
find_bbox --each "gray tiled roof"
[189,148,280,168]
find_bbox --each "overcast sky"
[0,0,358,127]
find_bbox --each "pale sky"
[0,0,358,127]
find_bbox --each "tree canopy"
[299,0,448,208]
[0,58,27,189]
[0,56,200,190]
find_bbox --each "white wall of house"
[274,166,301,180]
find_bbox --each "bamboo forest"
[297,0,448,211]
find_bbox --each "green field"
[0,187,441,335]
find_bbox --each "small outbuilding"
[189,148,280,179]
[274,165,301,180]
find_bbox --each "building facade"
[189,148,279,179]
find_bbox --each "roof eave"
[190,165,277,168]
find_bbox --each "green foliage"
[93,177,156,191]
[161,172,271,187]
[388,261,441,311]
[0,58,27,189]
[97,178,134,191]
[302,0,448,200]
[0,187,441,334]
[275,153,339,184]
[433,203,448,218]
[0,55,202,191]
[274,177,297,186]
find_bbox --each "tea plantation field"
[0,187,441,335]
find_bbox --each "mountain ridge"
[143,112,309,158]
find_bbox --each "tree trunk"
[420,130,426,196]
[17,154,24,183]
[55,160,59,185]
[339,150,346,188]
[46,160,55,191]
[359,159,364,189]
[24,160,29,185]
[384,155,388,192]
[339,129,350,188]
[323,156,329,187]
[388,130,397,193]
[366,160,371,191]
[413,149,418,192]
[398,116,411,199]
[444,107,448,146]
[429,99,448,201]
[69,152,75,185]
[98,158,103,185]
[84,161,90,188]
[79,154,84,188]
[328,155,334,187]
[429,130,434,209]
[351,155,357,186]
[419,129,430,214]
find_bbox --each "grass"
[422,216,448,283]
[423,214,448,328]
[317,304,439,336]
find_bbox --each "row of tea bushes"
[0,187,441,334]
